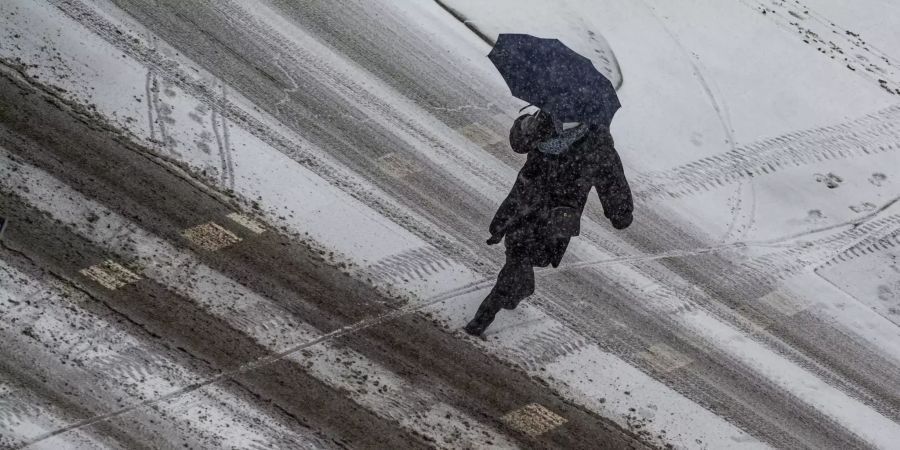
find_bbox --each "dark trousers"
[472,253,536,324]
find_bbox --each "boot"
[464,302,499,336]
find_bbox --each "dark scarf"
[537,124,589,155]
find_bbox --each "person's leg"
[499,256,534,310]
[464,254,534,336]
[463,297,502,337]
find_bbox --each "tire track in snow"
[220,84,236,189]
[209,98,231,187]
[816,225,900,269]
[367,246,457,285]
[146,54,178,157]
[733,212,900,289]
[634,104,900,200]
[503,324,593,373]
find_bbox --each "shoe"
[463,306,497,336]
[464,318,489,336]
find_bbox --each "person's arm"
[488,112,550,244]
[596,140,634,230]
[487,194,516,244]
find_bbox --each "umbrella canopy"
[488,33,620,127]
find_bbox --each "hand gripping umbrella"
[488,33,620,127]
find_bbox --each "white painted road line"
[501,403,567,437]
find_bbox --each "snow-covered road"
[1,0,899,448]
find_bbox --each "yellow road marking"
[501,403,567,436]
[181,222,241,251]
[80,260,141,290]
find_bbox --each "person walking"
[464,33,634,336]
[464,109,633,336]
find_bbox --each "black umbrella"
[488,33,620,127]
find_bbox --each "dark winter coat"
[488,112,633,268]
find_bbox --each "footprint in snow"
[869,172,887,186]
[814,172,843,189]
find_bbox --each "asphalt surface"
[2,1,900,449]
